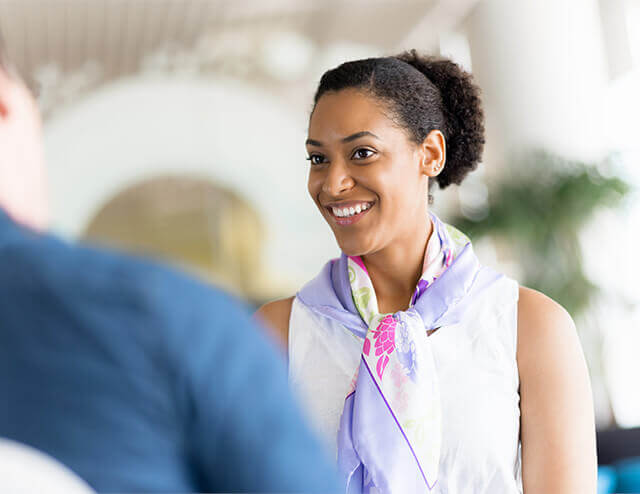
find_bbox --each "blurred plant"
[451,150,630,317]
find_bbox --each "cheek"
[307,173,321,204]
[376,167,423,216]
[306,174,314,197]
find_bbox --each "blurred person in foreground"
[257,51,597,493]
[0,33,338,493]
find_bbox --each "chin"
[335,236,374,258]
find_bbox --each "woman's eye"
[306,154,326,165]
[352,148,375,160]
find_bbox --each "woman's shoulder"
[515,285,588,412]
[254,297,295,348]
[516,286,577,361]
[517,286,575,340]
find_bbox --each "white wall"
[43,75,340,291]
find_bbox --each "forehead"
[308,89,397,141]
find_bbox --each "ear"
[419,129,446,178]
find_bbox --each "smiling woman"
[256,50,597,494]
[304,87,447,275]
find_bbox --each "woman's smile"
[324,200,376,226]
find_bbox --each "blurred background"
[0,0,638,488]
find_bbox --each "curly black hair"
[313,49,485,190]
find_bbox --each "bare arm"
[517,287,597,493]
[254,297,294,350]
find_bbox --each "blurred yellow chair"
[83,174,268,304]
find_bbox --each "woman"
[257,51,597,493]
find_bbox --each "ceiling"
[0,0,480,116]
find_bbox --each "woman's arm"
[517,287,597,493]
[254,297,294,349]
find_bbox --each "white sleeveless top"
[289,275,522,493]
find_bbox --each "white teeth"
[331,203,372,218]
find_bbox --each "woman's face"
[306,89,435,257]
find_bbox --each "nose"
[322,159,355,197]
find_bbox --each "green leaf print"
[445,224,470,248]
[352,287,372,314]
[348,266,356,284]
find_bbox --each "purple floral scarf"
[296,214,497,493]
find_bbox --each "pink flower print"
[373,315,396,356]
[363,338,371,356]
[376,355,389,380]
[372,315,396,379]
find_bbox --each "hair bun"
[395,50,485,188]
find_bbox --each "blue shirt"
[0,209,337,493]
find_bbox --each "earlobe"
[427,156,444,176]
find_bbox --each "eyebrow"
[305,131,380,147]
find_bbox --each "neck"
[361,212,433,314]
